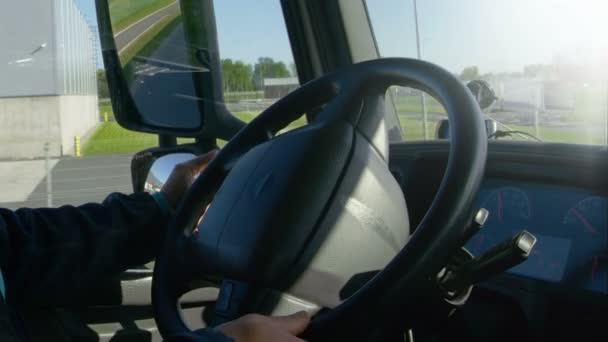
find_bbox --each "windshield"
[367,0,608,145]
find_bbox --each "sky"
[77,0,608,75]
[367,0,608,74]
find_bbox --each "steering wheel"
[152,58,487,340]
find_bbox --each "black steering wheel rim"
[152,58,487,339]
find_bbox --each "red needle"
[497,191,503,224]
[570,208,599,235]
[591,256,599,281]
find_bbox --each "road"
[114,1,180,52]
[128,21,207,127]
[2,154,133,210]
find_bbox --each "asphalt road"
[2,154,133,210]
[114,1,180,52]
[128,21,206,127]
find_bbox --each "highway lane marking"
[114,1,179,38]
[118,13,171,54]
[27,184,133,197]
[52,164,131,172]
[40,174,130,184]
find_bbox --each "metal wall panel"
[0,0,56,97]
[0,0,97,97]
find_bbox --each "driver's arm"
[0,196,310,342]
[0,150,310,341]
[0,151,218,307]
[0,192,169,306]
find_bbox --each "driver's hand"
[216,311,310,342]
[161,150,219,210]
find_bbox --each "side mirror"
[96,0,242,139]
[143,153,197,193]
[436,119,498,140]
[467,80,497,111]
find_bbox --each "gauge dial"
[563,197,607,237]
[562,197,607,292]
[482,187,531,225]
[468,187,531,255]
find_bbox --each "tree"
[252,57,291,89]
[289,62,298,78]
[460,66,479,81]
[222,59,254,92]
[97,70,110,99]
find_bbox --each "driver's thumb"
[269,311,311,335]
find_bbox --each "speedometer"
[482,187,531,225]
[562,196,607,292]
[563,197,607,237]
[468,187,531,254]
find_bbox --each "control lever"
[460,208,489,246]
[441,230,537,293]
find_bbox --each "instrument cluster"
[466,180,608,294]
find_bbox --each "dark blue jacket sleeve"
[0,192,168,306]
[0,192,233,341]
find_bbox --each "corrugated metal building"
[0,0,98,158]
[263,77,299,99]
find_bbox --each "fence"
[394,82,608,145]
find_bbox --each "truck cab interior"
[2,0,607,341]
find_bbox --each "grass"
[99,101,113,118]
[88,103,604,155]
[109,0,177,33]
[225,91,264,102]
[82,122,197,155]
[83,108,308,154]
[394,89,607,145]
[89,89,605,154]
[393,94,445,114]
[83,122,157,154]
[399,114,607,145]
[508,124,606,145]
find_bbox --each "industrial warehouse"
[0,0,98,159]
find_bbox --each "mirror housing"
[435,79,499,139]
[466,80,497,110]
[96,0,244,139]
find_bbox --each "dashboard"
[389,142,608,339]
[466,179,608,294]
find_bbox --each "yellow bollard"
[74,136,81,157]
[104,111,109,122]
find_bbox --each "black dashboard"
[390,141,608,340]
[389,141,608,340]
[467,180,608,294]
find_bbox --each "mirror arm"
[159,135,178,148]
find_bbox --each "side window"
[215,1,304,136]
[387,86,446,141]
[0,1,301,209]
[367,0,608,145]
[0,0,139,209]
